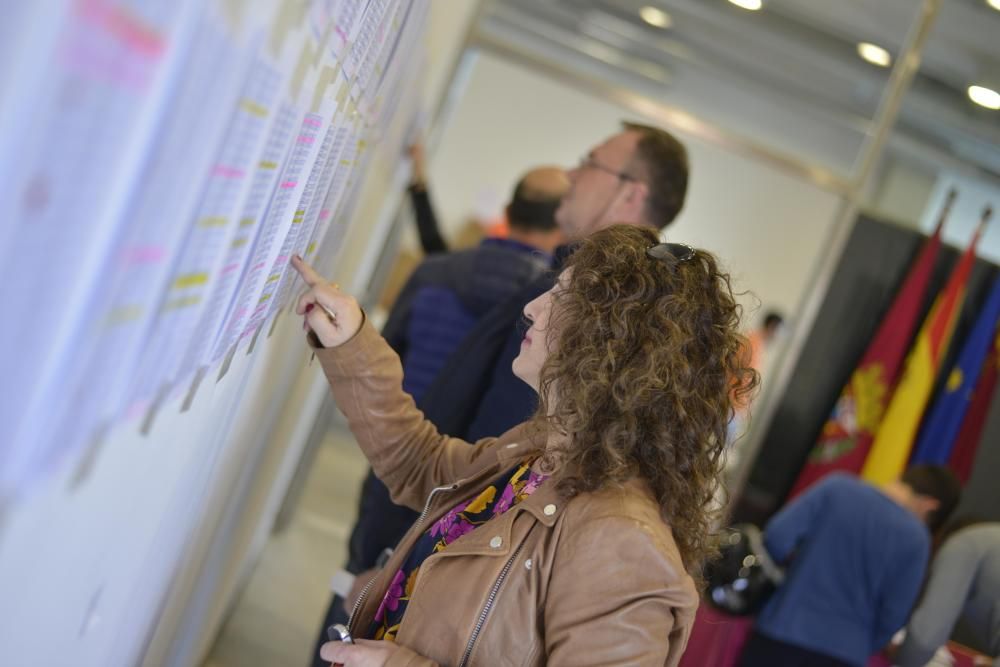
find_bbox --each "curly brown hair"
[534,224,757,580]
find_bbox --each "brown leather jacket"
[314,321,699,666]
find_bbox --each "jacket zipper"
[459,541,526,667]
[347,481,460,633]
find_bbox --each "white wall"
[425,51,845,320]
[866,155,937,228]
[0,4,482,667]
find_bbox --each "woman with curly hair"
[291,224,756,667]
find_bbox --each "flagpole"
[977,206,992,237]
[932,188,957,234]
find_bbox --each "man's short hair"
[902,465,962,533]
[622,121,689,230]
[506,178,560,232]
[764,311,784,330]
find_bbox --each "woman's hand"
[408,142,427,187]
[291,255,364,348]
[320,639,401,666]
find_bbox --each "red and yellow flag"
[862,216,987,484]
[786,196,952,499]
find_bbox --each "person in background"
[292,224,756,666]
[894,522,1000,667]
[417,121,691,444]
[746,310,784,375]
[309,160,567,667]
[738,466,962,667]
[406,142,449,255]
[728,309,784,445]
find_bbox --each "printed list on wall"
[0,0,428,497]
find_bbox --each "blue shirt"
[756,474,930,666]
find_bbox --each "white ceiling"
[476,0,1000,180]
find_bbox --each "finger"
[296,289,318,315]
[319,641,361,662]
[305,305,342,338]
[291,254,323,287]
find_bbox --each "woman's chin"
[511,360,539,393]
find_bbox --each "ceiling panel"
[477,0,1000,180]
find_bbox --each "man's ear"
[627,179,649,205]
[915,494,941,520]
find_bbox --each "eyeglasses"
[646,242,695,264]
[577,156,637,182]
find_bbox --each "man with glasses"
[421,122,690,441]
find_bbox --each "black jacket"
[344,196,557,574]
[417,244,575,440]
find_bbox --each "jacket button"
[525,559,533,570]
[543,504,557,516]
[489,536,503,548]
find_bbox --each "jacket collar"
[427,444,564,561]
[491,426,565,527]
[427,478,565,562]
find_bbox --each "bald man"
[309,165,568,666]
[407,144,566,255]
[494,166,568,253]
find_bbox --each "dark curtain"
[733,214,1000,526]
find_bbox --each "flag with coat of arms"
[785,195,954,499]
[862,213,989,484]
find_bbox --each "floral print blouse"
[368,459,549,641]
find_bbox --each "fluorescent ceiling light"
[639,6,672,28]
[728,0,763,10]
[857,42,891,67]
[968,85,1000,110]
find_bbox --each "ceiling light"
[987,0,1000,12]
[968,85,1000,110]
[639,6,672,28]
[728,0,763,10]
[857,42,891,67]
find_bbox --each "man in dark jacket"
[309,163,566,664]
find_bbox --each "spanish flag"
[786,194,952,499]
[911,274,1000,468]
[862,213,989,484]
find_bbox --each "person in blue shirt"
[739,466,961,667]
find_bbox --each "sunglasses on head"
[646,242,695,264]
